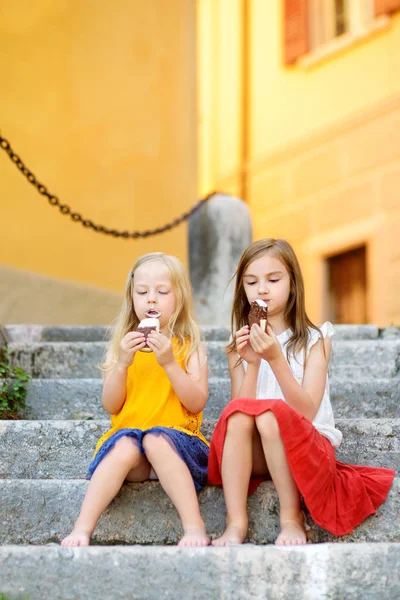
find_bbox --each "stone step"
[6,323,400,343]
[23,377,400,420]
[7,339,400,379]
[1,544,399,600]
[0,478,398,545]
[4,324,231,343]
[0,419,398,480]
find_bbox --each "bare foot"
[178,526,210,548]
[275,519,307,546]
[61,527,91,547]
[211,523,247,547]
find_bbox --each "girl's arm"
[227,350,245,399]
[163,343,208,414]
[101,361,129,415]
[250,324,331,421]
[102,331,146,414]
[228,350,261,399]
[228,326,261,400]
[269,337,331,421]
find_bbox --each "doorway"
[327,245,367,324]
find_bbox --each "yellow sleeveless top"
[95,338,208,455]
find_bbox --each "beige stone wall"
[0,265,122,325]
[248,95,400,327]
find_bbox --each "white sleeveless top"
[244,321,342,449]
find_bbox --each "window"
[283,0,400,64]
[308,0,374,51]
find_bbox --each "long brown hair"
[227,238,321,361]
[101,253,201,371]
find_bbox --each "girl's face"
[133,261,177,332]
[243,253,291,320]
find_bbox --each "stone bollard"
[189,193,252,326]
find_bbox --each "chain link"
[0,132,213,239]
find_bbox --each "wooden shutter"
[375,0,400,16]
[283,0,309,65]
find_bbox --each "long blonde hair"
[101,252,201,371]
[227,238,321,360]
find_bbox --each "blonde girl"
[208,239,395,546]
[62,252,209,547]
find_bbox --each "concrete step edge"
[8,339,400,349]
[6,323,400,342]
[0,478,399,545]
[1,544,400,600]
[1,417,398,479]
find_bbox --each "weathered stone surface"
[8,339,400,379]
[0,325,10,346]
[23,379,107,420]
[1,320,399,600]
[327,339,400,379]
[189,194,252,327]
[8,342,105,379]
[205,339,400,380]
[6,323,387,342]
[22,377,400,420]
[381,325,400,338]
[329,378,400,418]
[0,544,399,600]
[4,325,110,344]
[22,377,231,421]
[0,419,398,479]
[4,325,232,344]
[0,478,399,545]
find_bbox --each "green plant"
[0,347,30,419]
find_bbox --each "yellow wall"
[197,0,400,326]
[0,0,197,295]
[196,0,244,198]
[198,0,400,187]
[249,2,400,158]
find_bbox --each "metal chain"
[0,132,213,239]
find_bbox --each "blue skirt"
[88,427,209,491]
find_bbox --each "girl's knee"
[255,411,280,440]
[226,412,255,435]
[111,436,141,463]
[142,433,169,456]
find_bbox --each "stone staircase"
[0,324,399,599]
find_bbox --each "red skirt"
[207,398,396,536]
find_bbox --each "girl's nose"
[258,283,268,295]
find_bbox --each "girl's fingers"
[124,331,145,342]
[146,339,158,349]
[252,323,268,337]
[147,338,169,353]
[236,327,249,338]
[124,332,145,343]
[125,338,145,350]
[236,332,250,344]
[147,333,163,346]
[134,341,147,351]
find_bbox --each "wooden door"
[327,246,367,324]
